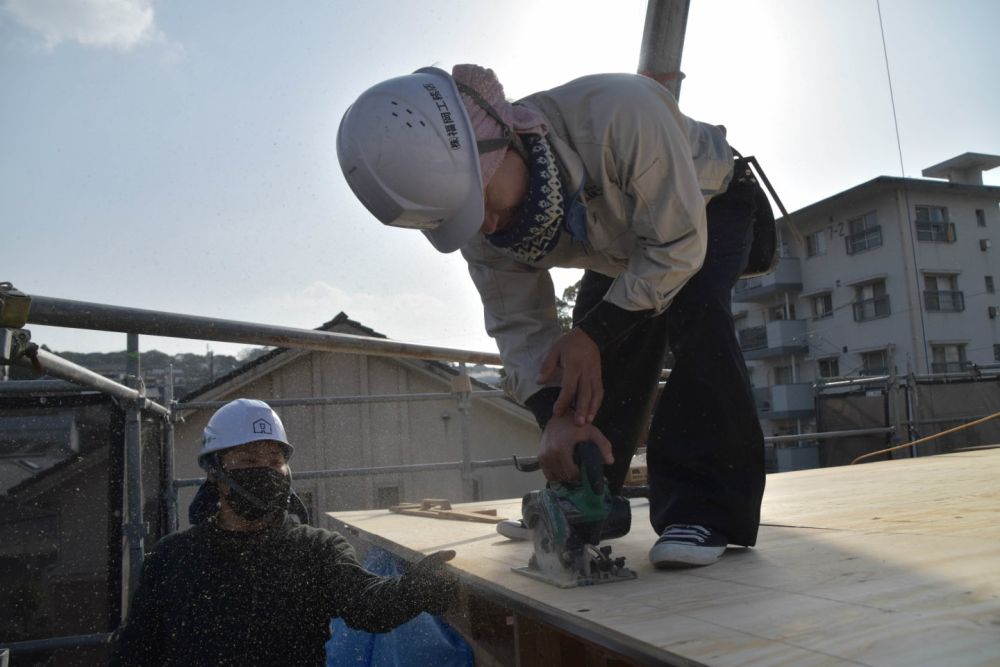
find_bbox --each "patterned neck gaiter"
[485,133,566,263]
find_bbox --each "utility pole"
[638,0,691,101]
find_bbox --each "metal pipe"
[123,334,145,605]
[163,366,178,534]
[764,427,894,444]
[814,375,892,389]
[26,294,502,365]
[0,379,88,394]
[637,0,691,99]
[0,633,113,654]
[175,455,529,489]
[169,423,899,489]
[174,390,506,412]
[457,363,476,501]
[12,347,170,417]
[913,413,997,426]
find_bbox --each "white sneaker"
[649,524,727,568]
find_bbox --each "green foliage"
[555,280,581,332]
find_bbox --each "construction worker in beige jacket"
[338,64,769,568]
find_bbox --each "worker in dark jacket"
[109,398,457,667]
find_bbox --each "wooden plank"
[389,498,505,523]
[329,449,1000,667]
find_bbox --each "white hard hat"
[199,399,292,469]
[337,67,484,254]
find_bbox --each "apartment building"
[734,153,1000,442]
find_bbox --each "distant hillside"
[10,347,272,395]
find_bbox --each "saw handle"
[574,441,605,496]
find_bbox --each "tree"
[555,280,581,332]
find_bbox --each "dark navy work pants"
[573,169,766,546]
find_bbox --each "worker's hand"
[536,328,603,425]
[537,414,614,482]
[405,550,458,614]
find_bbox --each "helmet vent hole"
[405,122,412,128]
[391,112,399,117]
[419,120,426,127]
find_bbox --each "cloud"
[3,0,160,50]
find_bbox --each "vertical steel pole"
[123,334,145,604]
[455,363,476,501]
[163,365,178,534]
[637,0,691,100]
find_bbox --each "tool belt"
[729,152,779,279]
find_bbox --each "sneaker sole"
[649,543,725,568]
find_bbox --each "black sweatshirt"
[109,517,448,666]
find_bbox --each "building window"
[845,212,882,255]
[977,209,987,227]
[774,365,794,385]
[806,231,827,257]
[375,485,400,509]
[818,357,840,378]
[923,274,965,312]
[994,344,1000,362]
[811,292,833,319]
[931,344,967,374]
[987,276,996,294]
[914,205,956,243]
[860,350,889,376]
[853,280,890,322]
[769,304,795,321]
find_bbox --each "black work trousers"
[573,174,766,546]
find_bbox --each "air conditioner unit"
[990,306,998,319]
[981,239,993,251]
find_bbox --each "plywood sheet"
[328,449,1000,667]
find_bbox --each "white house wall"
[174,349,542,530]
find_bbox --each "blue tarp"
[325,547,473,667]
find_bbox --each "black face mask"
[220,467,291,521]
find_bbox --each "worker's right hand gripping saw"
[510,442,637,588]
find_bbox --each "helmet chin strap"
[455,81,529,162]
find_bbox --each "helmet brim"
[414,67,484,253]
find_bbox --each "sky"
[2,0,999,358]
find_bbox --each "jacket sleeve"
[108,547,168,667]
[460,235,564,406]
[318,531,450,633]
[597,83,711,316]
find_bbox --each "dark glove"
[403,550,458,615]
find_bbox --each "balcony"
[734,257,802,303]
[845,226,883,255]
[924,290,965,312]
[739,319,809,361]
[916,221,957,243]
[930,361,968,374]
[853,295,891,322]
[753,383,814,420]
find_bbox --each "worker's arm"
[462,236,564,406]
[534,76,720,430]
[321,531,457,632]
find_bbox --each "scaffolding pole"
[25,294,502,366]
[122,334,145,607]
[9,345,169,417]
[638,0,691,99]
